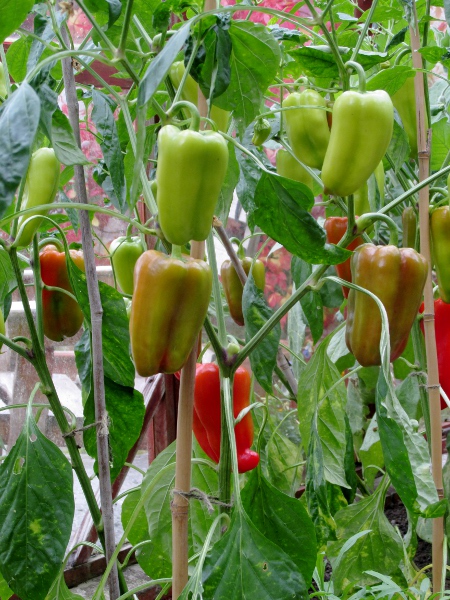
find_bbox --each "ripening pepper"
[430,205,450,303]
[346,244,427,366]
[129,250,212,376]
[15,148,60,249]
[39,244,85,342]
[283,89,330,169]
[392,76,418,158]
[221,257,266,326]
[419,300,450,410]
[109,236,145,295]
[193,363,260,473]
[169,61,229,132]
[322,90,393,197]
[323,217,364,298]
[0,63,7,100]
[402,206,417,249]
[156,124,229,246]
[276,149,313,189]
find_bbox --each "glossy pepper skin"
[221,257,266,326]
[346,244,427,366]
[323,217,364,298]
[156,124,229,246]
[169,62,229,132]
[110,236,145,295]
[193,363,260,473]
[402,207,417,249]
[252,118,271,146]
[276,149,313,189]
[129,250,212,376]
[283,90,330,169]
[419,300,450,409]
[392,77,418,158]
[15,148,60,249]
[430,206,450,303]
[40,245,85,342]
[322,90,393,197]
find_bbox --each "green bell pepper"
[276,149,313,189]
[156,122,229,246]
[110,235,146,295]
[322,89,393,197]
[283,89,330,170]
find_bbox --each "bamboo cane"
[409,7,444,592]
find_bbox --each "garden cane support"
[410,7,444,592]
[61,28,121,599]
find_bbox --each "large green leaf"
[91,90,126,211]
[0,0,34,43]
[242,272,281,394]
[70,264,135,388]
[253,171,351,265]
[0,83,40,218]
[213,21,281,127]
[327,479,403,593]
[202,508,308,599]
[241,471,317,586]
[140,440,219,579]
[83,376,145,482]
[0,410,74,600]
[298,336,349,489]
[266,429,303,496]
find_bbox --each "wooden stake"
[410,8,444,592]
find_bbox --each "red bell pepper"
[419,299,450,410]
[193,363,260,473]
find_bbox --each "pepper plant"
[0,0,449,599]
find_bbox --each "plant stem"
[32,237,45,347]
[117,0,135,59]
[61,30,120,599]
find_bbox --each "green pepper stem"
[355,212,399,246]
[167,101,201,131]
[171,244,183,260]
[394,47,412,66]
[38,237,64,252]
[344,60,366,93]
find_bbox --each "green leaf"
[301,290,323,344]
[396,374,421,420]
[70,264,136,388]
[386,26,408,50]
[367,65,415,97]
[288,46,388,79]
[4,37,33,82]
[266,430,303,496]
[287,288,306,381]
[0,570,13,600]
[83,376,145,481]
[376,371,444,517]
[216,142,240,223]
[44,568,84,600]
[0,248,17,312]
[359,414,384,489]
[138,23,191,108]
[92,90,126,211]
[0,410,74,600]
[254,171,351,265]
[297,337,349,489]
[418,45,450,65]
[49,110,89,167]
[202,508,308,599]
[386,119,410,173]
[242,471,317,586]
[432,117,450,171]
[243,272,281,394]
[305,425,336,548]
[0,83,40,218]
[0,0,34,43]
[327,479,403,593]
[140,440,219,579]
[213,21,281,127]
[58,191,80,235]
